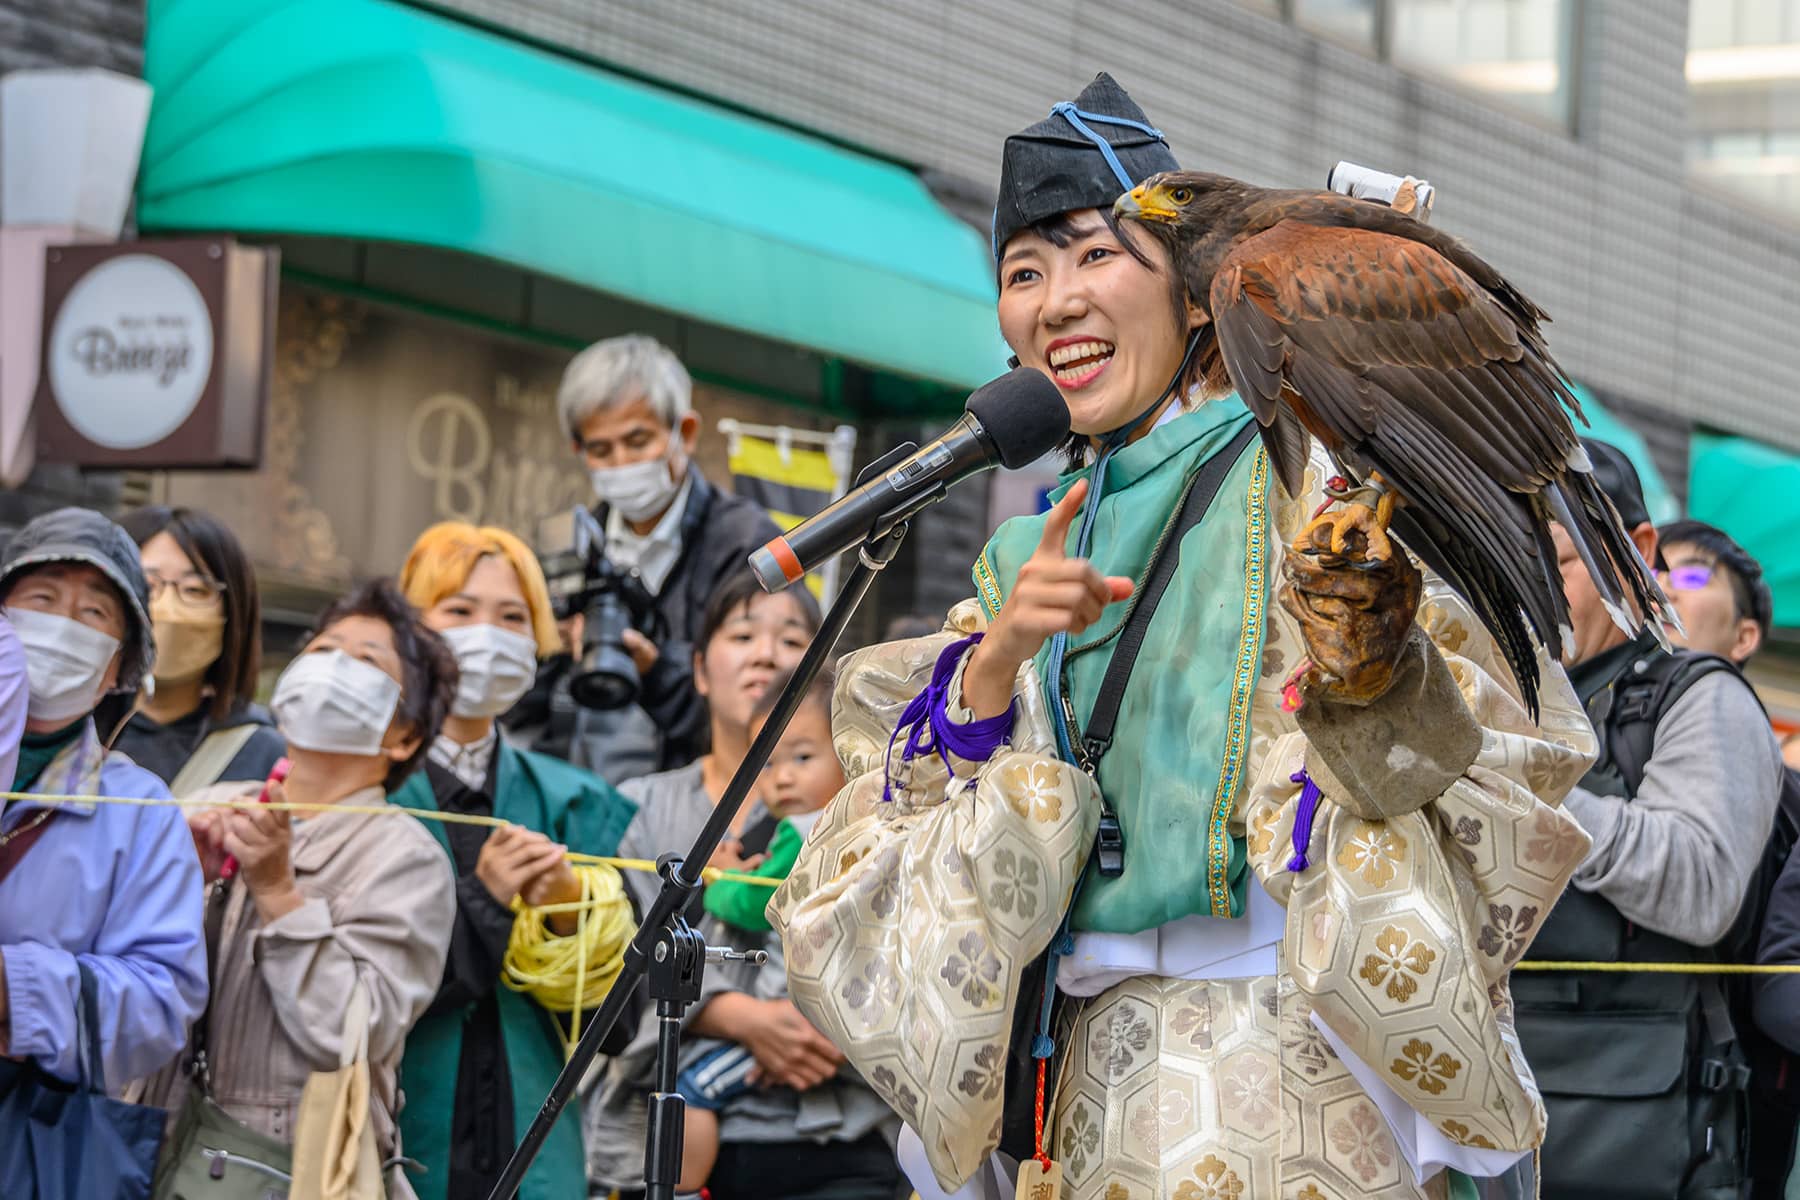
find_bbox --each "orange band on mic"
[767,537,803,583]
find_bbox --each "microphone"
[749,367,1070,592]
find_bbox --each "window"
[1390,0,1574,125]
[1687,0,1800,221]
[1240,0,1576,127]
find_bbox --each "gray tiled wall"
[0,0,143,75]
[434,0,1800,454]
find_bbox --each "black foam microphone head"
[965,367,1071,469]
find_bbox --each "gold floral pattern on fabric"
[1389,1039,1463,1096]
[1174,1155,1246,1200]
[770,601,1097,1193]
[1440,1120,1499,1149]
[1054,977,1450,1200]
[1335,821,1408,889]
[1004,761,1068,823]
[1248,805,1281,858]
[1358,926,1438,1003]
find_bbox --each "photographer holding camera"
[548,335,779,782]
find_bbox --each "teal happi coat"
[393,741,636,1200]
[973,401,1270,934]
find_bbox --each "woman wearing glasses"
[114,506,286,794]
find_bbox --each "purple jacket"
[0,617,21,792]
[0,652,207,1086]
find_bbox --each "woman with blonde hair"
[394,522,639,1200]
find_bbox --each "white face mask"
[590,453,680,523]
[441,623,538,719]
[4,606,122,723]
[271,648,402,757]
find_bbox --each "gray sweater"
[1562,671,1783,947]
[583,762,896,1193]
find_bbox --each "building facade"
[432,0,1800,478]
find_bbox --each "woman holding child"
[585,570,901,1200]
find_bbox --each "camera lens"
[569,591,640,709]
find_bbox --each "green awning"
[1689,432,1800,628]
[138,0,1007,390]
[1568,384,1680,525]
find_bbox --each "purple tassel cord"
[883,633,1016,802]
[1286,767,1324,872]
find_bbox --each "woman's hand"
[224,782,303,922]
[476,824,566,908]
[519,851,582,935]
[963,478,1134,719]
[187,807,230,883]
[703,995,843,1091]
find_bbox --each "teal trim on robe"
[394,741,637,1200]
[973,404,1272,934]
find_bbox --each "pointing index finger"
[1036,477,1090,560]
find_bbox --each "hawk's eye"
[1170,187,1194,205]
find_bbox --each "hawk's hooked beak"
[1114,184,1179,224]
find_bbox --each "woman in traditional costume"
[773,74,1599,1200]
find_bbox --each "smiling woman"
[995,207,1215,461]
[772,72,1600,1200]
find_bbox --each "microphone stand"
[486,470,937,1200]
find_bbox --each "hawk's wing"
[1209,219,1657,712]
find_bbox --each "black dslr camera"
[538,508,663,711]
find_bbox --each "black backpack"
[1604,649,1800,1197]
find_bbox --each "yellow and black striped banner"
[729,432,846,600]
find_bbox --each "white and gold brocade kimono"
[775,413,1597,1200]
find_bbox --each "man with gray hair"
[550,334,778,779]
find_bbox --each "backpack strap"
[1605,649,1745,796]
[1075,422,1258,876]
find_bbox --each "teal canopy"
[138,0,1008,389]
[1688,432,1800,629]
[1568,384,1680,525]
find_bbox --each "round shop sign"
[47,253,214,450]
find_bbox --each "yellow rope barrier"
[9,792,1798,980]
[3,788,786,1061]
[1514,961,1800,974]
[1,790,782,889]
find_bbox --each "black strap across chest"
[1070,421,1258,875]
[1078,421,1259,765]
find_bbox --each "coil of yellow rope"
[502,863,635,1057]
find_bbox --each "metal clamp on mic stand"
[486,457,939,1200]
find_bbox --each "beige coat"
[138,785,455,1186]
